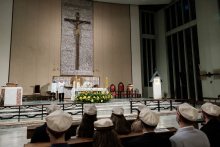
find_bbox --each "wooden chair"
[118,82,127,98]
[110,84,118,98]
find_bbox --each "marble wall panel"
[61,0,93,75]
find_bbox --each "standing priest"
[58,80,66,102]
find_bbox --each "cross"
[64,12,90,70]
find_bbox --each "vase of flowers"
[74,91,113,103]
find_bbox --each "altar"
[71,88,108,101]
[1,87,23,106]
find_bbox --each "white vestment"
[51,83,57,93]
[58,82,65,93]
[83,81,91,88]
[73,81,80,88]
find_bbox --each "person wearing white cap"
[169,103,210,147]
[46,110,72,147]
[93,119,123,147]
[200,102,220,147]
[131,105,150,132]
[31,104,71,143]
[110,106,131,134]
[128,108,171,147]
[76,104,97,138]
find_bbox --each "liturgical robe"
[58,82,65,93]
[51,83,57,93]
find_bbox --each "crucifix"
[64,12,90,70]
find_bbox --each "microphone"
[13,78,18,84]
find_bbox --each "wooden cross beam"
[64,12,90,70]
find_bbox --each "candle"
[106,77,108,88]
[75,76,77,88]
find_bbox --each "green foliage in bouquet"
[74,91,113,103]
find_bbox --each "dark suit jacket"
[31,123,71,143]
[200,118,220,147]
[128,132,171,147]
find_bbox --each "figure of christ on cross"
[64,12,91,70]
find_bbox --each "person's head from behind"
[137,105,149,119]
[46,104,61,116]
[201,102,220,123]
[93,119,122,147]
[110,106,131,134]
[139,107,159,132]
[78,104,97,137]
[46,110,72,144]
[176,103,198,127]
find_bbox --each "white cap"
[139,108,160,126]
[112,106,124,115]
[94,119,114,129]
[84,104,97,115]
[178,103,198,122]
[46,104,61,115]
[201,102,220,117]
[138,105,150,112]
[46,110,72,133]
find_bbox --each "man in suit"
[128,107,171,147]
[31,104,70,143]
[46,109,72,147]
[170,103,210,147]
[200,102,220,147]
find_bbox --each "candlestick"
[75,76,77,88]
[106,77,108,88]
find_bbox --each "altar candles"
[106,77,108,87]
[75,76,77,88]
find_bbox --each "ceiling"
[92,0,172,5]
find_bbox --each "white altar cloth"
[71,88,108,101]
[1,87,23,106]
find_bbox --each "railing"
[0,102,84,122]
[130,99,194,113]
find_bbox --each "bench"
[24,127,178,147]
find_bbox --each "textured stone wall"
[61,0,93,75]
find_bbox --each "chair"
[34,85,40,94]
[118,82,127,98]
[110,84,118,98]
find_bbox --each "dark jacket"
[31,123,71,143]
[128,132,171,147]
[51,143,70,147]
[200,119,220,147]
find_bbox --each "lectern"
[150,71,164,99]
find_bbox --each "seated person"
[83,78,91,88]
[200,102,220,147]
[93,119,123,147]
[128,108,171,147]
[110,106,131,134]
[46,110,72,147]
[76,104,97,137]
[131,104,150,132]
[170,103,210,147]
[31,104,71,143]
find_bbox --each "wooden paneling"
[9,0,61,95]
[93,2,132,88]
